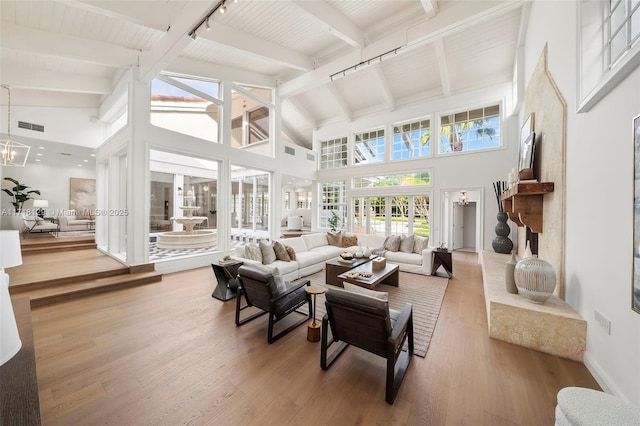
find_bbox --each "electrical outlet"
[594,310,611,335]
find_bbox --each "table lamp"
[0,230,23,365]
[33,199,48,218]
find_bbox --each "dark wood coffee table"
[325,256,375,286]
[338,262,399,290]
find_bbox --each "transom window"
[439,105,500,154]
[392,118,430,159]
[352,171,431,189]
[354,129,385,164]
[608,0,640,67]
[320,137,348,169]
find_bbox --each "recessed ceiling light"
[38,146,45,150]
[36,153,43,156]
[77,164,82,167]
[35,159,41,162]
[90,153,96,157]
[83,159,88,162]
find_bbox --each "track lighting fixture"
[188,0,236,39]
[329,46,403,81]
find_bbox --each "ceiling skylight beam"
[420,0,438,19]
[0,22,138,68]
[278,0,525,98]
[434,39,451,97]
[58,0,172,32]
[2,66,112,95]
[197,24,313,72]
[285,0,365,48]
[327,83,352,123]
[138,1,214,83]
[372,63,395,111]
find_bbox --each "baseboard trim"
[583,351,631,403]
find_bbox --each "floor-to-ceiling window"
[231,165,270,233]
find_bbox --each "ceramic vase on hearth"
[492,212,513,254]
[514,256,557,303]
[505,250,518,294]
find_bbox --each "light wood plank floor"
[29,251,600,425]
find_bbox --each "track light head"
[206,19,211,30]
[220,4,226,13]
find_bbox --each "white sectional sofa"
[231,232,434,281]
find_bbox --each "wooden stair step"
[28,271,163,307]
[22,242,97,254]
[10,267,130,294]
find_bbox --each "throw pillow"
[413,235,429,254]
[326,231,342,247]
[399,234,415,253]
[343,282,389,301]
[272,267,287,294]
[259,240,277,265]
[272,241,291,262]
[283,244,297,261]
[244,244,262,261]
[383,235,401,252]
[341,233,358,248]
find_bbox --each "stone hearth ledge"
[480,250,586,361]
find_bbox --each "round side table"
[305,285,326,342]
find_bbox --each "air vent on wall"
[284,146,295,156]
[18,121,45,132]
[307,153,315,161]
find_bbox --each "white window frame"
[437,104,501,155]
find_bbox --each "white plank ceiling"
[0,0,528,151]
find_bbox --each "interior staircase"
[10,236,163,307]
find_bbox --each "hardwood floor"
[28,251,600,425]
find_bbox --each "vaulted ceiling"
[0,0,528,151]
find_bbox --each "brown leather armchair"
[321,286,414,404]
[236,264,311,343]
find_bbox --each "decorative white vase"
[514,257,556,303]
[363,246,371,257]
[523,240,533,258]
[505,251,518,294]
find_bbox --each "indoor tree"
[2,177,41,212]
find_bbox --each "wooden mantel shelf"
[501,182,554,233]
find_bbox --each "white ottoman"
[555,387,640,426]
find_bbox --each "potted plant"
[328,211,340,231]
[2,177,41,213]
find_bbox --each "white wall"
[525,0,640,403]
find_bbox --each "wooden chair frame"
[236,265,312,343]
[321,289,414,404]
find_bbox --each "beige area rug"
[294,271,449,357]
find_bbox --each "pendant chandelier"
[1,84,30,167]
[457,190,469,205]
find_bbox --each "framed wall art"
[69,177,96,217]
[633,113,640,313]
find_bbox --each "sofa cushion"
[384,235,401,252]
[385,250,422,266]
[260,240,277,264]
[294,251,326,269]
[272,241,291,262]
[341,233,358,248]
[310,245,344,260]
[244,244,262,262]
[413,235,429,253]
[326,231,342,247]
[283,244,297,261]
[356,233,386,249]
[302,233,328,250]
[279,237,307,254]
[399,234,415,253]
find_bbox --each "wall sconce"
[457,190,469,206]
[177,187,183,197]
